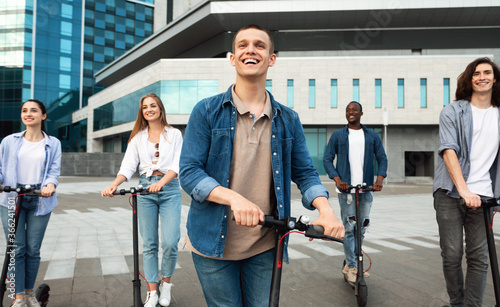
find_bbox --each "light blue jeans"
[1,184,51,295]
[338,191,372,268]
[192,248,274,307]
[137,175,181,283]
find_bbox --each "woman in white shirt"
[101,93,182,307]
[0,99,61,307]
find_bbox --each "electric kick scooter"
[342,184,373,307]
[259,215,343,307]
[112,185,162,307]
[0,185,50,307]
[460,196,500,307]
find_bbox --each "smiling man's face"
[472,63,496,95]
[230,28,276,79]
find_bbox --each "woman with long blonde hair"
[102,93,182,307]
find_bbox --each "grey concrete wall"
[61,153,126,177]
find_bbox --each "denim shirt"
[433,100,500,198]
[323,124,388,188]
[179,85,328,258]
[0,131,61,216]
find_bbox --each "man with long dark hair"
[434,57,500,307]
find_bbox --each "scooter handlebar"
[111,185,163,196]
[346,184,374,191]
[0,185,44,196]
[459,197,500,208]
[258,215,343,243]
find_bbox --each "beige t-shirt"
[222,87,276,260]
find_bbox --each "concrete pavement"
[2,177,500,306]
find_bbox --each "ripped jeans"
[338,191,373,268]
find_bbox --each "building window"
[443,78,450,106]
[60,57,71,72]
[60,39,72,54]
[397,78,404,108]
[266,79,272,93]
[61,21,72,36]
[353,79,359,102]
[330,79,338,108]
[375,79,382,108]
[287,79,294,108]
[115,40,125,49]
[309,79,316,108]
[94,36,104,46]
[61,3,73,18]
[95,2,106,12]
[420,78,427,108]
[59,74,71,89]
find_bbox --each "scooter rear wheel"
[35,283,50,306]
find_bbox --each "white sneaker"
[144,290,158,307]
[25,290,41,307]
[159,281,173,306]
[10,299,27,307]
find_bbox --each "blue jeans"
[1,185,51,295]
[192,248,274,307]
[434,189,488,307]
[338,191,372,268]
[137,175,181,283]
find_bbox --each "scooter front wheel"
[356,284,367,307]
[35,283,50,306]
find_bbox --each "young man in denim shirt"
[179,24,344,306]
[433,57,500,307]
[323,101,388,284]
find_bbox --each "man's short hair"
[347,101,363,112]
[231,24,274,54]
[456,57,500,107]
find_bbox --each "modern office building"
[0,0,154,151]
[6,0,500,182]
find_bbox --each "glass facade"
[420,78,427,108]
[352,79,359,102]
[0,0,33,136]
[0,0,154,151]
[397,78,404,108]
[330,79,337,108]
[308,79,315,108]
[94,80,218,131]
[304,127,326,175]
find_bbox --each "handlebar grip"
[306,225,325,238]
[458,197,500,207]
[112,189,128,196]
[259,215,287,228]
[304,225,344,243]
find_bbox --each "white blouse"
[118,126,183,180]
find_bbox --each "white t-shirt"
[17,137,45,185]
[349,128,365,186]
[466,105,499,197]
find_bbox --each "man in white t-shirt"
[434,57,500,307]
[323,101,388,283]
